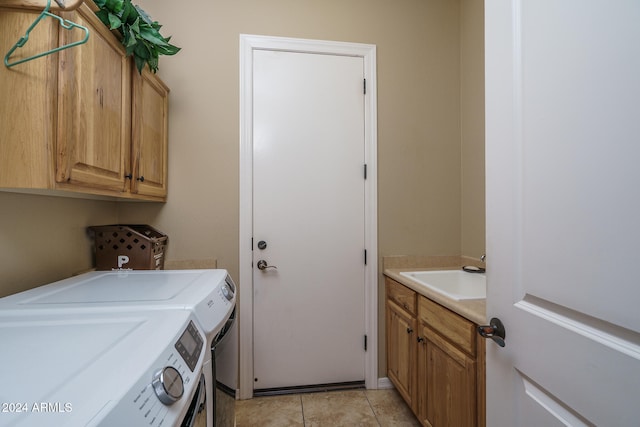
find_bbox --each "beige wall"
[0,0,484,383]
[0,192,118,297]
[122,0,471,380]
[461,0,486,258]
[120,0,472,278]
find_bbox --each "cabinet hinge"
[363,78,366,95]
[364,334,368,351]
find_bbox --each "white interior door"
[485,1,640,425]
[252,49,366,390]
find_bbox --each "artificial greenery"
[94,0,180,73]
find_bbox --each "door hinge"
[364,334,368,351]
[364,163,367,180]
[364,249,367,265]
[363,78,366,95]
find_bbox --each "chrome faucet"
[480,254,486,263]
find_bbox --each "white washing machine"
[0,269,236,427]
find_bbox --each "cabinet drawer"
[386,278,416,315]
[418,296,476,356]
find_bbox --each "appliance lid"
[11,270,221,304]
[0,269,237,342]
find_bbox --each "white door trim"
[239,34,378,400]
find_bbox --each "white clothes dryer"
[0,309,210,427]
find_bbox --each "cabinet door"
[131,66,169,199]
[56,3,131,193]
[417,325,476,427]
[1,8,58,189]
[386,300,416,406]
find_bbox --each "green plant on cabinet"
[94,0,180,73]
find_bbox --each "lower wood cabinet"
[417,316,477,426]
[387,298,416,405]
[386,277,418,407]
[386,277,485,427]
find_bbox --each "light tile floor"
[235,388,421,427]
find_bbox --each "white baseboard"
[237,379,393,397]
[377,377,394,389]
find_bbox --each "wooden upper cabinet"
[0,0,169,201]
[56,3,132,193]
[0,8,57,189]
[1,0,84,11]
[131,66,169,199]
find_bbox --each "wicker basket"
[89,225,167,270]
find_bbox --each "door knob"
[478,317,506,347]
[257,260,277,271]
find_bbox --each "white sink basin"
[399,270,486,300]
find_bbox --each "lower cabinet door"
[417,325,476,427]
[386,300,416,405]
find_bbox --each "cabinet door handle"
[136,176,145,182]
[124,173,132,180]
[417,336,425,343]
[406,327,413,334]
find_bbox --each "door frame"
[239,34,378,399]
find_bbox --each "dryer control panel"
[97,316,206,427]
[174,321,204,372]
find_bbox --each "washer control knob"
[152,366,184,405]
[221,284,234,301]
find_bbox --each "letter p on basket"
[118,255,130,268]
